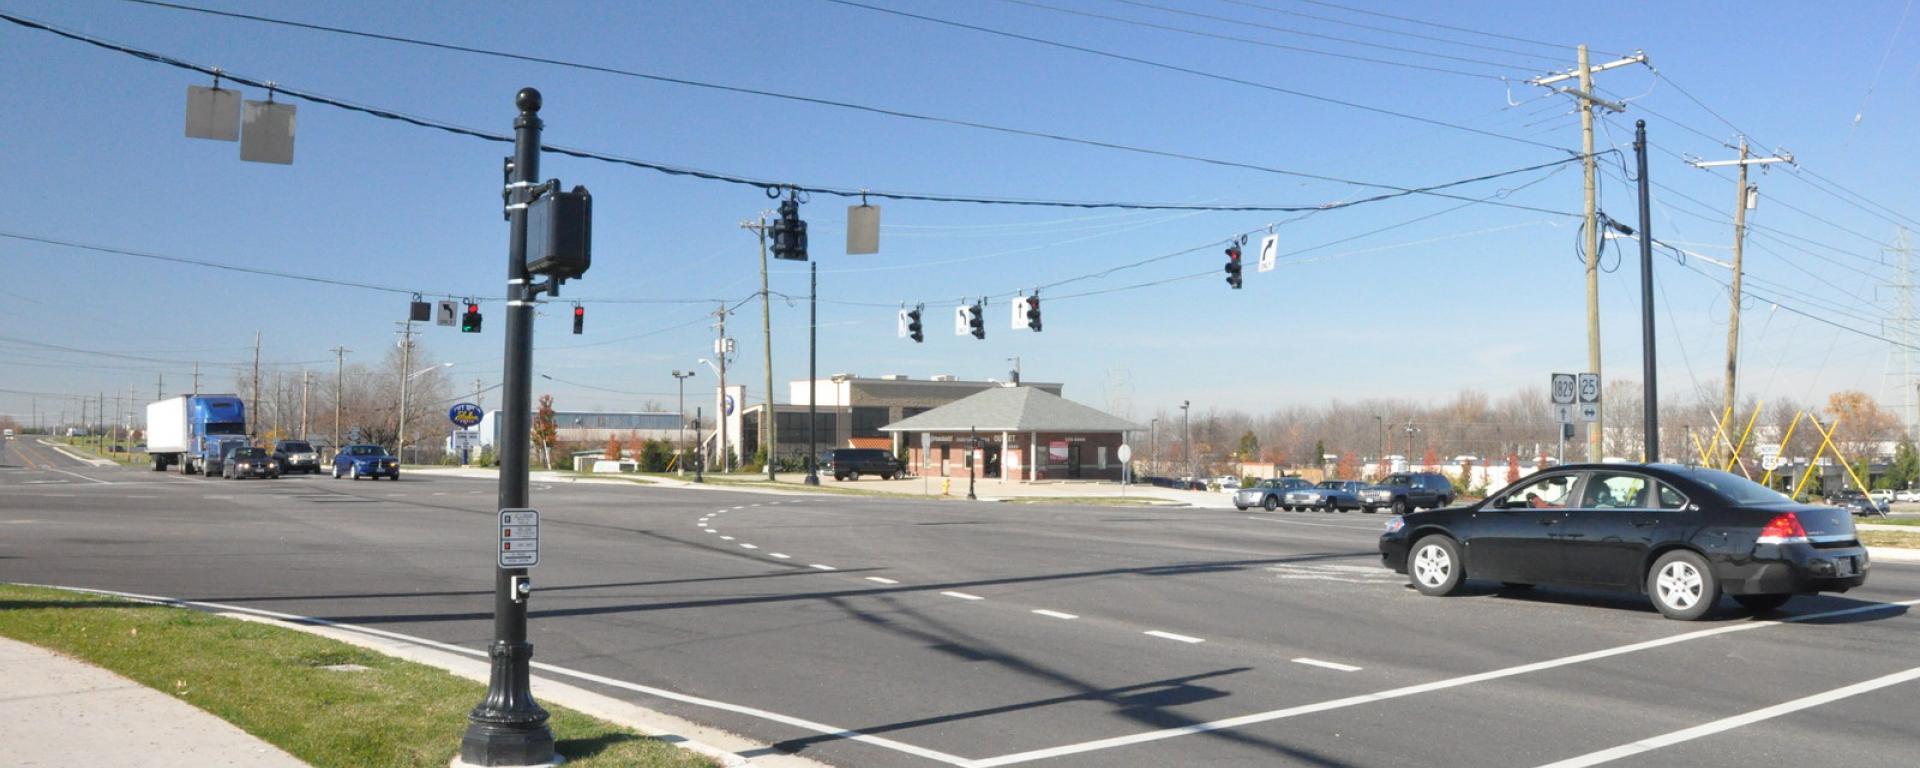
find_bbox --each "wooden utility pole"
[1530,46,1645,462]
[251,330,262,441]
[330,345,350,453]
[1689,139,1792,464]
[300,370,311,439]
[742,212,777,480]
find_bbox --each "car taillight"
[1756,512,1809,544]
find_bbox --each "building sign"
[1048,441,1069,462]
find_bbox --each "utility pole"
[396,321,416,460]
[743,213,777,480]
[155,374,163,402]
[301,370,311,440]
[1891,230,1918,439]
[805,263,820,486]
[1181,400,1192,483]
[251,330,262,442]
[192,362,200,394]
[1531,46,1646,462]
[331,346,349,454]
[713,303,729,474]
[1689,137,1792,464]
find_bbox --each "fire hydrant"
[942,477,952,496]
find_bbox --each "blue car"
[333,444,400,481]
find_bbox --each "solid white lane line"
[37,585,975,767]
[1534,666,1920,768]
[1292,657,1363,672]
[940,591,985,601]
[971,597,1920,767]
[865,577,900,585]
[1032,609,1079,620]
[1143,630,1205,644]
[809,564,836,571]
[769,553,791,559]
[739,544,758,550]
[720,536,735,541]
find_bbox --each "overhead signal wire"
[816,0,1580,153]
[1666,252,1919,352]
[999,0,1533,77]
[1209,0,1568,63]
[82,3,1576,213]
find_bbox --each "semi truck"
[145,395,250,475]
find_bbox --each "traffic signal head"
[908,306,924,343]
[1224,244,1243,289]
[572,304,584,335]
[1025,296,1042,332]
[968,302,985,340]
[768,216,789,260]
[461,303,483,333]
[772,199,809,261]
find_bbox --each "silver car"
[1234,477,1314,511]
[1284,480,1366,512]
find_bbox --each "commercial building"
[725,374,1062,466]
[881,385,1143,481]
[475,409,683,451]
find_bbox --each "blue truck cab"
[188,397,248,475]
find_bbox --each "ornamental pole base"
[460,641,554,766]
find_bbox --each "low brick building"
[882,385,1144,481]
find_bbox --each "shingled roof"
[880,386,1144,433]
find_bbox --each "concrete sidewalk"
[0,635,308,767]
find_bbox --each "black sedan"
[221,447,281,479]
[1379,463,1868,620]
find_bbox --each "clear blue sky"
[3,0,1917,427]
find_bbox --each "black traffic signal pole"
[1635,119,1659,462]
[805,261,820,485]
[461,87,554,767]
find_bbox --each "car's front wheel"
[847,470,861,481]
[1262,496,1277,512]
[1409,536,1465,596]
[1649,550,1719,620]
[350,464,361,480]
[1732,593,1792,613]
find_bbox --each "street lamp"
[967,426,979,500]
[397,361,451,464]
[672,370,695,476]
[1373,414,1384,476]
[1404,422,1421,470]
[1180,401,1192,486]
[1149,417,1159,480]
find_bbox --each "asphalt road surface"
[3,456,1917,767]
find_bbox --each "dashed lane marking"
[740,543,758,550]
[809,564,836,571]
[865,577,899,585]
[769,553,791,559]
[1292,658,1362,672]
[940,591,985,601]
[720,536,735,541]
[1143,630,1205,644]
[1032,609,1079,620]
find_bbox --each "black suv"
[272,439,322,475]
[823,448,904,481]
[1359,472,1454,514]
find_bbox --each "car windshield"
[348,445,385,456]
[1681,468,1794,506]
[232,448,267,459]
[280,442,312,452]
[1382,475,1408,485]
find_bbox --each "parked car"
[822,448,904,481]
[1830,490,1889,518]
[333,444,399,480]
[1896,489,1920,503]
[1380,463,1868,620]
[1359,472,1455,514]
[1285,480,1367,513]
[272,439,322,475]
[1233,477,1314,511]
[221,447,280,479]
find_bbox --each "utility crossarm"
[1554,87,1626,113]
[1530,52,1648,86]
[1688,154,1795,169]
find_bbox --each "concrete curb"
[39,439,117,467]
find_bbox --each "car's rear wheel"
[1262,496,1277,512]
[847,470,861,482]
[882,473,895,481]
[1391,499,1409,515]
[1649,550,1719,621]
[1410,536,1465,596]
[1732,593,1792,613]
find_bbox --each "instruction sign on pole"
[499,509,538,568]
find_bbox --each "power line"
[1287,0,1615,56]
[1210,0,1568,64]
[1670,252,1920,352]
[79,3,1568,213]
[1001,0,1533,77]
[816,0,1580,153]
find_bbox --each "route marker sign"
[1551,373,1576,405]
[499,509,539,568]
[1577,373,1601,404]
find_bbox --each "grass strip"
[0,584,715,768]
[1862,530,1920,549]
